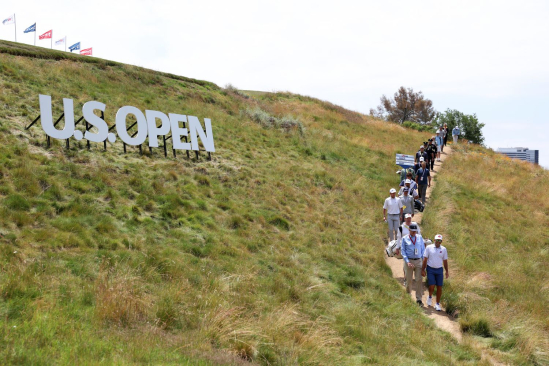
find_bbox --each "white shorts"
[437,145,441,152]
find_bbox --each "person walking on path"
[399,187,415,223]
[415,161,431,204]
[396,215,421,285]
[413,157,424,176]
[442,124,449,150]
[435,131,443,162]
[415,145,429,164]
[422,234,449,311]
[452,125,461,144]
[426,139,436,171]
[399,179,418,199]
[383,188,403,241]
[401,224,426,306]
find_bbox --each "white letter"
[115,106,148,146]
[82,101,108,142]
[188,116,215,152]
[39,94,75,139]
[145,110,171,147]
[168,113,191,150]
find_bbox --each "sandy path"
[384,144,507,365]
[384,145,462,340]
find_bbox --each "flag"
[80,47,92,56]
[2,14,15,25]
[39,30,52,40]
[68,42,80,52]
[55,37,66,45]
[24,23,36,33]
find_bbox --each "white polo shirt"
[424,244,448,269]
[383,197,402,214]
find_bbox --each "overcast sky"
[2,0,548,167]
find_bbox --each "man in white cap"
[452,125,461,144]
[383,188,403,241]
[415,145,429,164]
[399,178,418,199]
[421,234,449,311]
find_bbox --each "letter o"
[115,106,148,146]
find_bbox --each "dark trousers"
[429,158,434,170]
[418,185,428,204]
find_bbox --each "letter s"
[82,101,108,142]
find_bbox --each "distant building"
[497,147,539,164]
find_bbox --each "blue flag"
[24,23,36,33]
[68,42,80,52]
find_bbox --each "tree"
[370,87,436,124]
[434,109,485,145]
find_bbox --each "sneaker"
[403,280,407,287]
[427,297,432,306]
[416,300,423,307]
[435,303,441,311]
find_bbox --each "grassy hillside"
[0,40,482,365]
[422,143,549,365]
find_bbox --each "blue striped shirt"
[401,234,426,263]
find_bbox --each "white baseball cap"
[390,188,396,193]
[404,213,412,218]
[405,179,411,184]
[420,145,424,149]
[419,157,425,162]
[435,234,443,240]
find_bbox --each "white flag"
[55,37,66,45]
[2,14,15,25]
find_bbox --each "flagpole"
[34,26,36,46]
[14,14,16,42]
[65,37,66,52]
[51,31,52,49]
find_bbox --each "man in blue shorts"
[421,234,449,311]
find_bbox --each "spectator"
[415,161,431,204]
[435,131,443,162]
[399,179,418,199]
[413,157,424,175]
[400,166,416,182]
[421,234,449,311]
[401,224,426,306]
[395,214,421,285]
[426,139,436,171]
[452,125,461,144]
[383,188,403,241]
[443,124,449,149]
[415,145,429,164]
[399,187,415,223]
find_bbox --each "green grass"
[422,143,549,365]
[0,40,483,364]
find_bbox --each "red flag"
[39,30,52,40]
[80,47,92,56]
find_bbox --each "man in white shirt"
[421,234,449,311]
[383,188,403,241]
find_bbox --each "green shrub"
[460,317,493,337]
[4,194,30,210]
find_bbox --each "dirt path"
[384,145,507,365]
[385,146,462,339]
